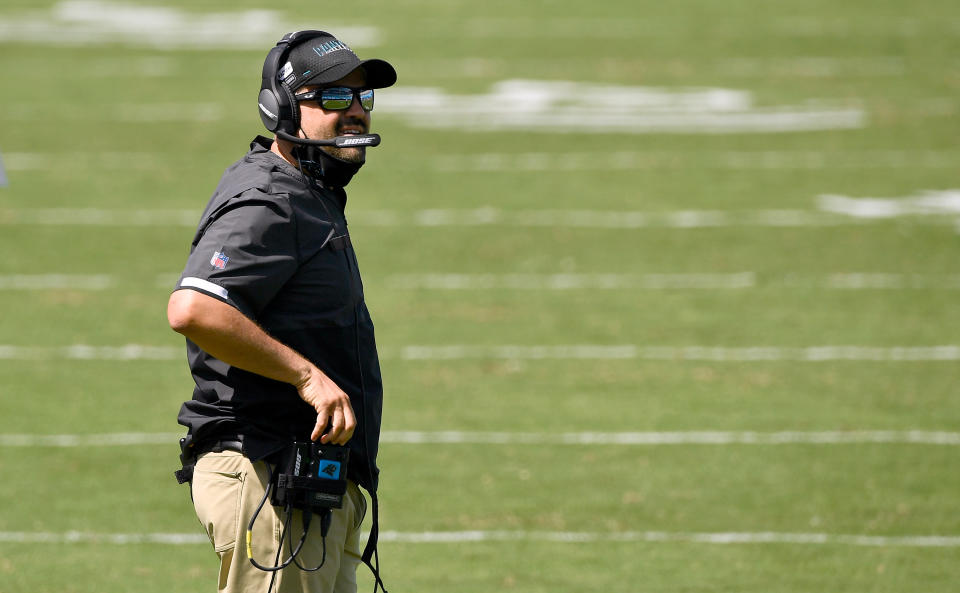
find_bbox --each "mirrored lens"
[358,89,375,111]
[320,88,352,110]
[320,88,374,111]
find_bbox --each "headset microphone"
[275,130,381,148]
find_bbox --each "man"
[168,30,396,593]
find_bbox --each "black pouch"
[174,434,196,484]
[270,441,350,511]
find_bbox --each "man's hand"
[295,367,357,445]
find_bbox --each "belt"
[175,437,244,484]
[196,438,244,455]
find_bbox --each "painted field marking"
[378,531,960,547]
[430,150,958,172]
[0,529,957,547]
[385,273,960,291]
[0,1,379,49]
[1,344,958,362]
[380,431,960,446]
[1,203,957,229]
[0,345,182,360]
[6,151,956,172]
[0,208,892,228]
[824,273,960,290]
[0,208,200,226]
[2,152,165,171]
[2,103,225,123]
[0,531,208,545]
[0,274,113,290]
[377,80,865,134]
[818,190,960,219]
[399,345,960,362]
[0,433,180,446]
[385,273,757,290]
[353,209,908,229]
[2,431,958,448]
[3,272,955,293]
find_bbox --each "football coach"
[167,30,396,593]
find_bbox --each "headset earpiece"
[258,30,329,135]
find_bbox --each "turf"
[0,0,958,591]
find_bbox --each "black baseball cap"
[279,31,397,91]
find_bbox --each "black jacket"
[175,136,383,490]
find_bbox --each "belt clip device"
[271,441,350,511]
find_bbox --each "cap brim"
[293,57,397,90]
[360,58,397,89]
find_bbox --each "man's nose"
[345,93,366,116]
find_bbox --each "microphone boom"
[276,131,381,148]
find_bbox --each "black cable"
[247,464,311,573]
[351,297,388,593]
[265,508,289,593]
[245,464,278,567]
[292,510,329,572]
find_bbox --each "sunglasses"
[294,87,375,112]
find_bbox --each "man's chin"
[331,146,366,164]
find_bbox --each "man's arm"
[167,288,355,445]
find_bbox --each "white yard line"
[430,150,958,172]
[0,207,955,229]
[0,345,182,360]
[0,208,200,226]
[0,2,379,49]
[0,433,181,446]
[356,209,900,229]
[1,344,958,362]
[377,81,866,134]
[402,109,867,134]
[0,274,113,290]
[818,190,960,219]
[1,104,225,123]
[399,345,960,362]
[0,531,208,545]
[3,272,957,293]
[6,151,955,172]
[385,273,758,290]
[385,273,960,291]
[378,530,960,547]
[380,431,960,446]
[0,529,956,547]
[3,431,958,447]
[3,152,170,171]
[824,273,960,290]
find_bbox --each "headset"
[257,31,380,148]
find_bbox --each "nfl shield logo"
[210,250,229,270]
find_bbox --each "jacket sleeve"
[175,192,299,319]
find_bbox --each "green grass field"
[1,1,958,591]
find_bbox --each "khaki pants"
[192,450,366,593]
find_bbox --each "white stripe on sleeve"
[179,277,229,300]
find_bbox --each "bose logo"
[339,137,369,146]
